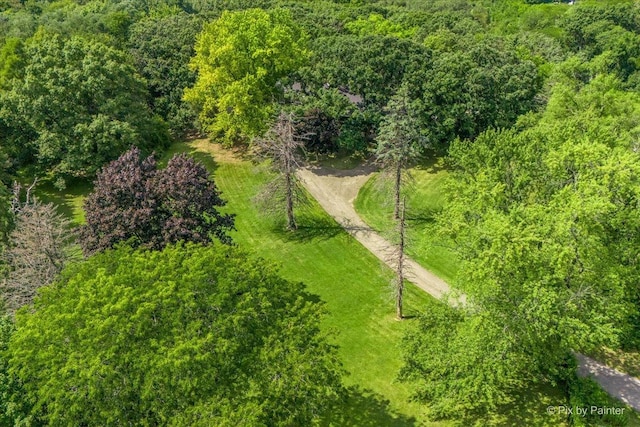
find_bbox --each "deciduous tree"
[6,243,345,425]
[401,75,640,417]
[0,33,169,184]
[80,147,234,255]
[128,12,202,135]
[184,8,309,142]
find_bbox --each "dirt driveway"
[297,163,640,412]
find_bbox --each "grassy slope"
[175,141,573,427]
[170,141,441,425]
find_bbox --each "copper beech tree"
[79,147,234,255]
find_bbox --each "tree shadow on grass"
[455,382,569,427]
[158,140,220,174]
[34,179,92,225]
[269,213,344,243]
[406,207,442,226]
[323,386,417,426]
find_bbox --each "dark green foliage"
[301,34,430,114]
[296,34,430,151]
[0,33,169,182]
[0,149,11,246]
[80,147,234,255]
[5,243,345,425]
[289,87,365,153]
[562,4,640,81]
[181,0,274,14]
[416,37,542,151]
[375,83,425,218]
[128,12,201,135]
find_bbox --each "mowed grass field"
[168,140,441,425]
[354,161,459,283]
[33,139,583,426]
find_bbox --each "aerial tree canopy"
[128,12,202,135]
[184,8,309,142]
[5,243,345,425]
[0,148,11,246]
[0,32,169,184]
[80,147,235,255]
[401,74,640,416]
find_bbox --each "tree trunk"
[394,163,402,220]
[285,171,296,230]
[396,199,406,320]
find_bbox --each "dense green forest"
[1,0,640,425]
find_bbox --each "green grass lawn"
[166,140,578,426]
[32,139,614,426]
[30,179,90,225]
[164,141,442,425]
[354,161,459,283]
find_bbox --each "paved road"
[297,163,640,412]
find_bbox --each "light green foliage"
[0,313,16,427]
[6,243,345,425]
[345,13,417,38]
[0,38,24,89]
[401,74,640,416]
[184,8,309,142]
[0,32,169,182]
[400,304,534,418]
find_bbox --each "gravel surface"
[297,163,640,412]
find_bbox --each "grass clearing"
[163,141,441,425]
[33,179,90,225]
[35,140,607,425]
[166,140,577,426]
[354,161,459,283]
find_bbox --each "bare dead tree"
[253,112,307,230]
[1,182,78,313]
[395,197,407,320]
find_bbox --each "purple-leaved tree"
[79,147,234,255]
